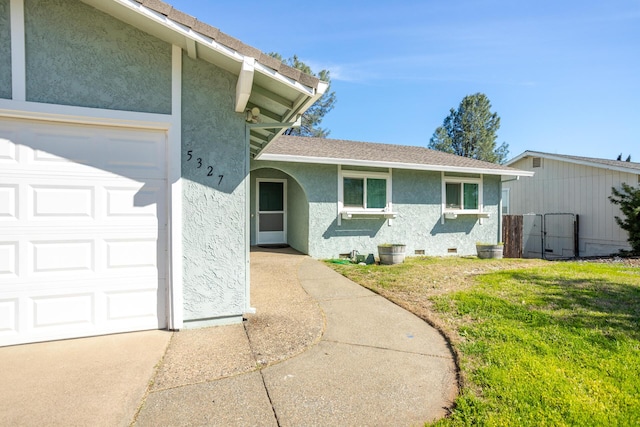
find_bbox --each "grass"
[327,257,640,426]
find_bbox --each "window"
[442,173,483,214]
[441,173,486,223]
[502,188,510,214]
[339,167,392,219]
[445,182,479,210]
[343,176,387,209]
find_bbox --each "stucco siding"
[287,176,310,254]
[253,161,500,259]
[181,53,247,323]
[24,0,171,113]
[505,157,635,256]
[0,0,10,99]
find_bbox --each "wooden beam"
[235,57,255,113]
[185,37,197,59]
[252,85,294,110]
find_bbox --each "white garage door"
[0,117,168,346]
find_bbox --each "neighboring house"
[250,136,533,259]
[0,0,327,346]
[504,151,640,257]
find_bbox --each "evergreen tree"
[428,93,509,164]
[269,54,336,137]
[609,183,640,254]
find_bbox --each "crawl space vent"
[447,248,458,254]
[415,249,425,255]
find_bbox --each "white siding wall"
[504,157,637,256]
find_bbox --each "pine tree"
[269,54,336,137]
[428,93,508,164]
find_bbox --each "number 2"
[207,166,213,176]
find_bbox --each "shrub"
[609,183,640,254]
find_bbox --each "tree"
[269,53,336,138]
[428,93,509,164]
[609,183,640,254]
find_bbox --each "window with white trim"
[442,174,483,213]
[343,176,387,209]
[339,167,393,215]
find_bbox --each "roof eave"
[256,153,534,177]
[508,150,640,175]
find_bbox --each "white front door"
[0,118,167,346]
[257,179,287,244]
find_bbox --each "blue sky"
[168,0,640,162]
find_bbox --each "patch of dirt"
[575,256,640,267]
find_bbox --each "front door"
[257,179,287,244]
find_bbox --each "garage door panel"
[105,134,165,178]
[30,132,95,167]
[0,118,168,346]
[30,185,95,219]
[0,242,18,277]
[31,240,95,274]
[0,184,19,220]
[0,299,18,334]
[105,184,161,218]
[32,293,95,328]
[106,289,160,321]
[0,130,19,162]
[106,239,157,269]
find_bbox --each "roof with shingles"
[132,0,320,89]
[507,151,640,173]
[259,136,531,176]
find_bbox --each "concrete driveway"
[0,248,457,426]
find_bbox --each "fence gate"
[543,213,578,260]
[522,214,544,259]
[502,215,523,258]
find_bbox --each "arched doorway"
[250,167,310,254]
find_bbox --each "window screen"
[343,178,364,207]
[259,182,283,211]
[367,178,387,209]
[445,183,461,209]
[463,183,478,210]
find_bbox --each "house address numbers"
[186,150,224,185]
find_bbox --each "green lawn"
[328,258,640,426]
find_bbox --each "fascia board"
[508,151,640,175]
[256,153,534,177]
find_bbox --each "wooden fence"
[502,215,523,258]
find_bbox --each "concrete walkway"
[0,248,457,426]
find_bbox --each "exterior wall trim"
[0,99,172,129]
[257,153,532,177]
[167,44,183,329]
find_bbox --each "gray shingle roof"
[132,0,320,89]
[510,151,640,173]
[259,136,529,176]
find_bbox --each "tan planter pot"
[476,244,504,259]
[378,244,406,265]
